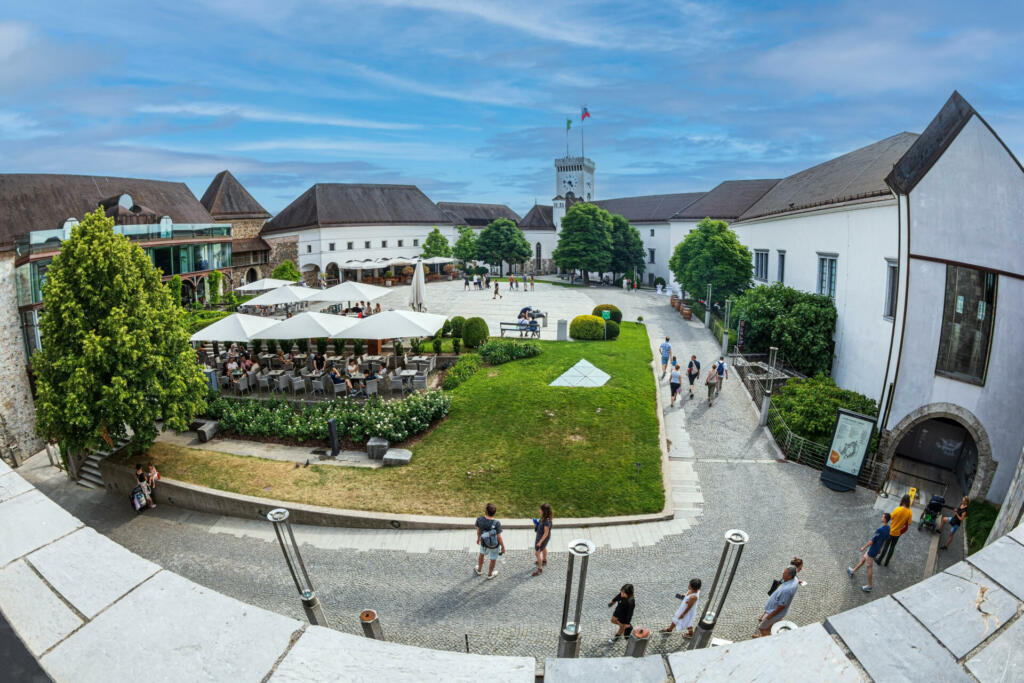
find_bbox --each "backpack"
[481,519,499,548]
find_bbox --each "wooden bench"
[499,322,540,338]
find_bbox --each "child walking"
[608,584,635,643]
[661,578,701,637]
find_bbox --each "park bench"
[499,322,540,338]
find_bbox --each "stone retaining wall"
[0,253,44,466]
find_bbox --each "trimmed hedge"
[591,303,622,324]
[462,316,488,349]
[187,310,230,334]
[442,353,481,390]
[570,314,611,340]
[478,339,542,365]
[450,315,466,337]
[604,320,620,340]
[203,391,451,444]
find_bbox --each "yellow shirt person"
[878,494,913,567]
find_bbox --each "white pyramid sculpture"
[549,359,611,387]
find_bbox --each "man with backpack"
[714,356,728,396]
[686,355,701,400]
[475,502,505,579]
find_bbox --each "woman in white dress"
[661,578,701,637]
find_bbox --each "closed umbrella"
[336,310,447,340]
[234,278,296,292]
[189,313,279,342]
[255,312,359,340]
[409,260,427,312]
[244,285,321,306]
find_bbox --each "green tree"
[608,213,645,281]
[33,208,207,480]
[553,203,612,285]
[668,217,752,302]
[271,259,301,282]
[167,274,182,307]
[773,375,877,447]
[421,226,453,258]
[452,226,477,265]
[207,269,224,305]
[475,217,531,275]
[732,282,837,376]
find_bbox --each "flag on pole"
[581,106,591,121]
[566,118,572,131]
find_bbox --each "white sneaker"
[474,567,482,576]
[487,570,499,580]
[861,585,872,592]
[608,636,618,644]
[846,567,854,578]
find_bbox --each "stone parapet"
[0,254,43,466]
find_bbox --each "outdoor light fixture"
[759,346,779,428]
[705,283,712,327]
[722,300,732,354]
[688,528,748,650]
[557,539,596,658]
[266,508,329,626]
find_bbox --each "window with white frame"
[413,238,419,247]
[883,260,898,319]
[381,240,388,248]
[346,241,353,250]
[777,251,785,284]
[650,229,654,237]
[397,239,403,247]
[648,248,655,264]
[754,250,769,281]
[328,242,335,251]
[817,254,837,298]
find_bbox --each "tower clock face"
[561,173,578,193]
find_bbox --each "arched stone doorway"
[325,263,339,284]
[246,267,258,284]
[882,403,994,502]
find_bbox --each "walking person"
[755,565,799,636]
[493,281,502,300]
[714,356,728,395]
[660,578,701,637]
[937,496,969,551]
[464,274,470,290]
[847,512,891,592]
[607,584,635,643]
[669,363,683,408]
[508,274,515,291]
[879,495,913,566]
[475,503,505,579]
[686,355,701,399]
[530,275,535,291]
[659,337,672,379]
[532,503,552,576]
[705,365,719,406]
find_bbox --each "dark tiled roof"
[0,173,214,251]
[737,132,919,222]
[885,92,978,194]
[519,204,554,230]
[200,170,270,220]
[231,237,270,253]
[672,179,780,220]
[436,201,521,227]
[593,192,706,222]
[262,184,451,234]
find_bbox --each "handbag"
[768,579,780,595]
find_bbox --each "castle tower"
[552,156,595,229]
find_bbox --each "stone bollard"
[366,437,389,460]
[624,627,651,657]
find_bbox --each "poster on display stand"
[820,409,876,492]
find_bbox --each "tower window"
[328,242,335,251]
[364,240,370,249]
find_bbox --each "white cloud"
[136,103,420,130]
[230,137,466,160]
[337,60,535,107]
[0,110,53,139]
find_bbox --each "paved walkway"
[19,281,964,661]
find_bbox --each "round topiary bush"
[570,314,608,340]
[654,276,666,287]
[450,315,466,338]
[462,316,488,349]
[604,320,620,340]
[591,304,622,324]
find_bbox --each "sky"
[1,1,1023,217]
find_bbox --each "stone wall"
[264,235,297,274]
[0,254,44,466]
[229,218,265,239]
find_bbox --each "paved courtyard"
[21,280,965,661]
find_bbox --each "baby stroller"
[918,494,945,532]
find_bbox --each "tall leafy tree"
[421,226,453,258]
[475,217,531,275]
[452,225,477,265]
[668,217,752,302]
[271,259,301,282]
[608,213,645,281]
[552,203,613,284]
[33,209,207,479]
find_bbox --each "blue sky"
[2,1,1022,217]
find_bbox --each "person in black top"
[686,355,701,399]
[134,464,155,509]
[608,584,635,643]
[532,503,552,577]
[937,496,969,550]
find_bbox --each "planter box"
[681,306,692,320]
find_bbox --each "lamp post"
[689,529,748,650]
[266,508,329,626]
[722,299,732,355]
[557,539,596,658]
[705,283,712,327]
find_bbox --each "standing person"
[632,280,638,293]
[508,274,515,291]
[532,503,552,576]
[608,584,635,643]
[475,503,505,579]
[135,464,155,509]
[937,496,969,551]
[686,355,701,400]
[659,337,672,379]
[791,557,807,586]
[472,273,479,290]
[660,578,701,637]
[530,275,535,291]
[879,495,913,566]
[847,512,891,592]
[623,277,629,291]
[714,356,729,395]
[705,365,719,406]
[463,274,470,290]
[146,463,161,497]
[756,566,799,636]
[484,273,490,289]
[493,281,502,300]
[669,363,683,408]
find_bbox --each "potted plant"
[432,337,442,354]
[384,270,394,286]
[353,339,365,357]
[402,265,414,283]
[393,339,404,357]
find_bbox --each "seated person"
[313,353,326,374]
[371,366,387,381]
[249,358,261,372]
[225,358,239,373]
[241,356,254,372]
[374,303,382,314]
[276,348,292,366]
[528,319,540,337]
[517,318,530,336]
[329,366,346,388]
[346,358,360,376]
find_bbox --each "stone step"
[80,463,103,478]
[76,475,103,490]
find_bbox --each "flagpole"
[581,115,585,159]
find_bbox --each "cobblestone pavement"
[21,283,964,662]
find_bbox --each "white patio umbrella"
[255,312,359,339]
[311,280,391,304]
[189,313,279,342]
[234,278,296,292]
[335,310,447,340]
[244,285,322,306]
[409,260,427,312]
[422,256,453,265]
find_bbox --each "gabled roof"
[671,179,780,220]
[0,173,214,251]
[593,192,706,223]
[436,201,521,227]
[231,237,270,253]
[519,204,555,230]
[737,132,919,222]
[200,170,270,220]
[262,184,452,234]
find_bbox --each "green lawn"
[966,500,1000,554]
[145,323,664,518]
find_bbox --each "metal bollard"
[557,539,596,658]
[267,508,330,627]
[360,609,385,640]
[689,529,748,650]
[759,391,771,427]
[624,627,651,657]
[328,418,340,457]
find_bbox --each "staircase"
[77,438,130,490]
